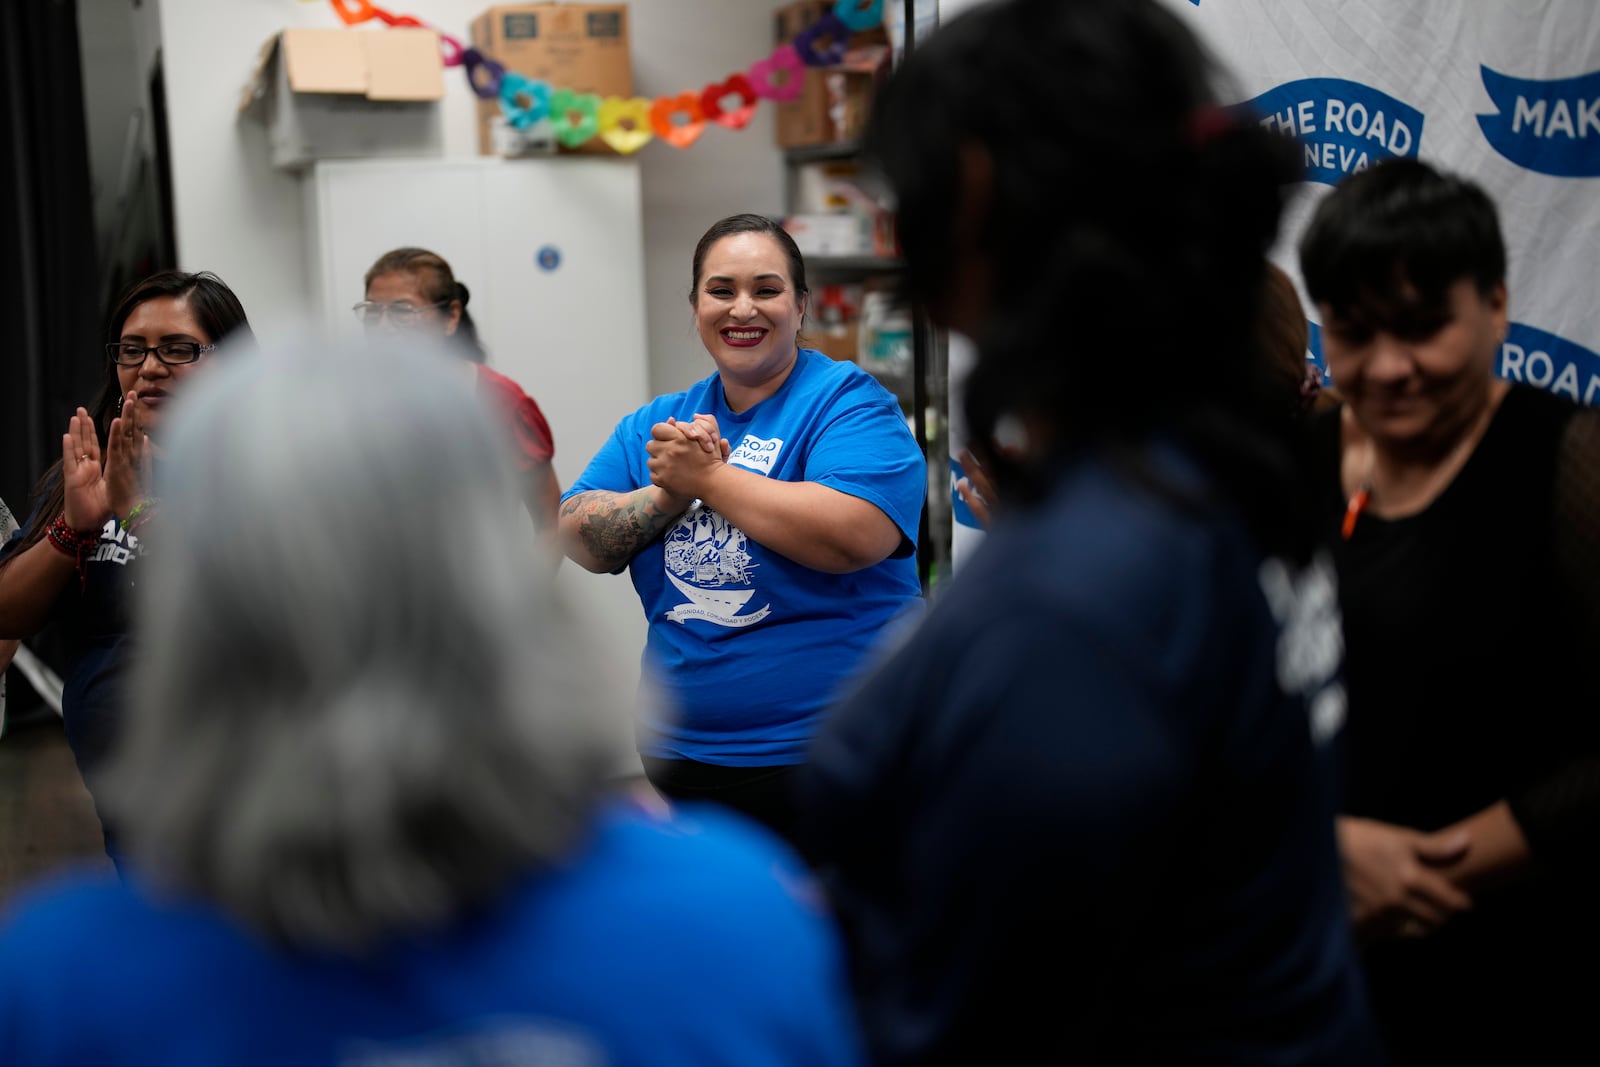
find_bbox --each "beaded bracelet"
[46,515,101,589]
[122,498,157,534]
[45,514,101,557]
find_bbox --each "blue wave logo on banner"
[949,457,982,531]
[1306,320,1329,382]
[1234,79,1423,186]
[1498,323,1600,406]
[1477,67,1600,178]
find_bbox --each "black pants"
[641,756,801,847]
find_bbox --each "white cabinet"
[304,156,651,683]
[304,157,649,488]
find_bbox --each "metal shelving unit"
[777,1,950,593]
[897,0,948,594]
[805,254,903,273]
[782,139,863,164]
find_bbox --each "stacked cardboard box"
[773,1,889,148]
[470,4,633,156]
[240,28,445,171]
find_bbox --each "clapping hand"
[677,413,731,461]
[647,415,730,503]
[59,397,152,536]
[61,408,112,535]
[106,392,153,521]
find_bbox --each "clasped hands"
[1337,816,1473,942]
[61,393,153,534]
[646,414,731,508]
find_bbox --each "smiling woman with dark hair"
[0,270,253,851]
[558,212,925,845]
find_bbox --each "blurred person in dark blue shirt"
[795,1,1381,1064]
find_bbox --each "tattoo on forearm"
[561,491,679,567]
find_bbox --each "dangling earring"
[116,393,124,416]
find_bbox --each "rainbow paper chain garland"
[324,0,887,154]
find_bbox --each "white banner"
[947,0,1600,573]
[1164,0,1600,405]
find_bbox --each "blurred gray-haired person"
[0,335,867,1067]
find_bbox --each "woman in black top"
[0,271,253,852]
[1301,157,1600,1064]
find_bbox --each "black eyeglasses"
[352,300,452,326]
[107,342,216,367]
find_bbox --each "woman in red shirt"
[359,247,560,533]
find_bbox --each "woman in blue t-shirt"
[559,214,926,844]
[0,271,253,849]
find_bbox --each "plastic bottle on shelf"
[859,290,913,404]
[816,284,861,361]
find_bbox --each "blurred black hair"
[864,0,1313,560]
[1299,157,1506,327]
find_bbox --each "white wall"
[630,3,785,395]
[149,0,783,719]
[154,0,782,398]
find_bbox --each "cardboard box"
[818,324,858,362]
[240,28,445,172]
[774,1,888,148]
[823,47,886,142]
[470,4,633,157]
[813,282,862,362]
[785,210,897,259]
[785,213,872,257]
[792,159,880,214]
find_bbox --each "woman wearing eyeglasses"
[0,270,253,851]
[360,248,560,535]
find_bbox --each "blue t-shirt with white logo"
[0,803,866,1067]
[566,349,925,765]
